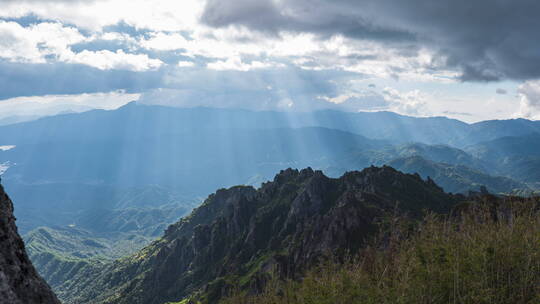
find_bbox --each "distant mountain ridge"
[1,102,539,146]
[388,156,528,194]
[0,104,536,235]
[1,104,536,193]
[467,132,540,183]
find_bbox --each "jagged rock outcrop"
[57,166,460,304]
[0,183,60,304]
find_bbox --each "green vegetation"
[23,200,197,296]
[388,155,529,194]
[24,226,152,287]
[223,198,540,304]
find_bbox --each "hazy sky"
[1,0,539,122]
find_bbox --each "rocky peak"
[0,183,60,304]
[60,166,460,304]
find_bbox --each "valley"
[0,104,539,303]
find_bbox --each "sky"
[0,0,539,123]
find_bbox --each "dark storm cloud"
[201,0,540,82]
[202,0,415,41]
[0,61,164,99]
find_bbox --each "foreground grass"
[223,198,540,304]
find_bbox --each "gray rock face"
[0,183,60,304]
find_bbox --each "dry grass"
[223,198,540,304]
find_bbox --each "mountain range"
[1,103,538,205]
[0,104,539,303]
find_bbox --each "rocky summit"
[57,166,459,304]
[0,182,60,304]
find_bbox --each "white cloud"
[517,80,540,120]
[140,32,190,51]
[139,29,453,82]
[66,49,163,71]
[382,87,429,116]
[317,86,429,116]
[177,61,195,67]
[0,20,85,63]
[0,90,140,121]
[0,0,204,31]
[207,56,283,71]
[0,146,15,151]
[0,21,162,71]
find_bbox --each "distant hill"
[383,143,487,171]
[388,156,527,194]
[24,201,198,292]
[9,184,197,234]
[0,103,465,145]
[1,103,538,147]
[466,119,540,144]
[467,133,540,182]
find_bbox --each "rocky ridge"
[0,182,60,304]
[56,166,459,304]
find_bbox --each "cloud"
[0,61,165,99]
[0,21,162,71]
[139,83,431,118]
[201,0,414,41]
[207,56,284,71]
[177,61,195,68]
[442,111,473,117]
[0,4,460,82]
[0,90,138,120]
[67,49,163,71]
[0,0,204,31]
[381,87,429,116]
[0,0,531,124]
[517,80,540,119]
[317,91,390,112]
[138,67,358,111]
[201,0,540,82]
[0,20,85,63]
[496,88,508,95]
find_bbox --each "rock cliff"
[0,182,60,304]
